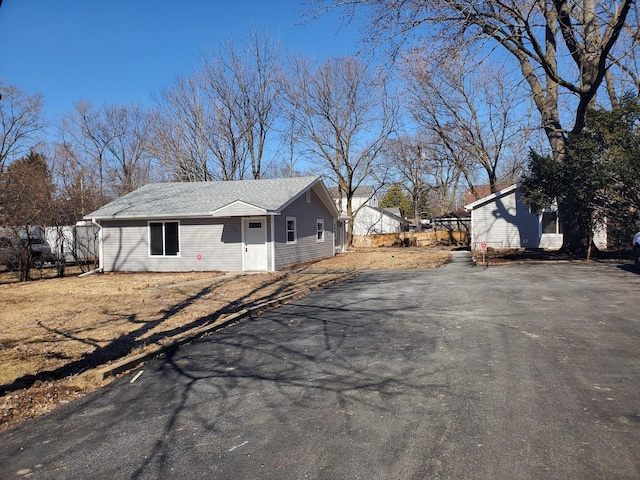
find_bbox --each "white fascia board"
[464,183,519,211]
[84,213,215,221]
[210,200,267,217]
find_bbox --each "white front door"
[243,218,267,271]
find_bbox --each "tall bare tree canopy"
[309,0,638,160]
[59,100,155,202]
[402,53,531,195]
[152,29,283,181]
[285,55,398,244]
[202,29,284,179]
[382,134,464,220]
[0,82,45,172]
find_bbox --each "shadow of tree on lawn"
[0,272,340,396]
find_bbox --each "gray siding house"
[465,183,607,250]
[85,176,343,272]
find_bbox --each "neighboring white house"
[329,186,409,235]
[465,183,607,250]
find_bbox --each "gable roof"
[371,206,410,223]
[464,183,519,211]
[86,176,338,220]
[463,184,513,206]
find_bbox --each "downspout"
[270,215,275,271]
[90,218,104,273]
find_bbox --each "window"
[306,190,311,203]
[149,221,179,256]
[248,222,262,229]
[316,219,324,242]
[541,211,562,234]
[286,217,297,244]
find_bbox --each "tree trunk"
[557,198,586,254]
[346,198,354,247]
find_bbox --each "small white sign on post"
[479,242,487,266]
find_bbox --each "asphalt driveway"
[1,260,639,479]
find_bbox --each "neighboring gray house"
[85,176,343,273]
[465,183,607,250]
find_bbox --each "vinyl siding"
[101,218,243,272]
[470,187,608,250]
[353,205,404,235]
[215,202,265,217]
[274,189,335,269]
[471,188,541,249]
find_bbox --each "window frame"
[286,217,297,245]
[148,220,181,257]
[541,210,562,235]
[316,219,325,243]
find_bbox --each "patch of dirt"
[0,247,450,431]
[479,247,632,265]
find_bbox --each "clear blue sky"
[0,0,361,121]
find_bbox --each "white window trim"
[316,219,325,243]
[306,189,311,203]
[148,220,181,257]
[286,216,297,245]
[540,208,561,235]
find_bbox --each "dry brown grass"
[0,247,450,430]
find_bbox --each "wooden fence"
[352,231,469,248]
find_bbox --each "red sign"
[480,243,487,250]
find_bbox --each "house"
[85,176,344,273]
[329,185,409,235]
[352,205,410,235]
[464,183,607,250]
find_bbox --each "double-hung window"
[149,221,180,256]
[286,217,297,244]
[541,210,562,234]
[316,219,324,242]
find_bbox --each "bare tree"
[309,1,636,153]
[151,73,248,181]
[285,55,399,245]
[382,136,429,227]
[101,103,155,196]
[59,100,108,202]
[0,81,45,173]
[60,100,155,201]
[151,30,283,182]
[50,141,106,219]
[200,29,284,179]
[309,0,638,251]
[383,134,464,221]
[403,53,531,196]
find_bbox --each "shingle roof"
[464,184,518,211]
[86,176,323,220]
[463,184,513,206]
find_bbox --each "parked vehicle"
[0,227,54,270]
[633,232,640,270]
